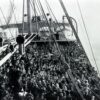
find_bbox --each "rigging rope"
[7,0,14,25]
[0,7,14,39]
[30,0,36,16]
[9,0,19,37]
[32,0,39,34]
[30,0,42,34]
[76,0,100,98]
[58,0,98,79]
[45,0,67,34]
[22,0,25,36]
[35,0,46,20]
[31,0,43,19]
[9,0,18,26]
[58,0,94,99]
[30,0,50,35]
[45,0,71,60]
[38,0,86,99]
[38,0,70,68]
[76,0,100,75]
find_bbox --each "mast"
[27,0,31,35]
[59,0,92,66]
[59,0,86,100]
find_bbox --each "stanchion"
[16,35,25,55]
[0,37,3,47]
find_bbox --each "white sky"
[0,0,100,72]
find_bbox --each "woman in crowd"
[0,42,100,100]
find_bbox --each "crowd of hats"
[0,42,100,100]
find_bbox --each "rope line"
[0,7,14,39]
[76,0,100,75]
[37,0,86,99]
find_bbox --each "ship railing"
[0,33,37,67]
[0,42,16,54]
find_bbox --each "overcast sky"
[0,0,100,72]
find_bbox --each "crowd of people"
[0,41,100,100]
